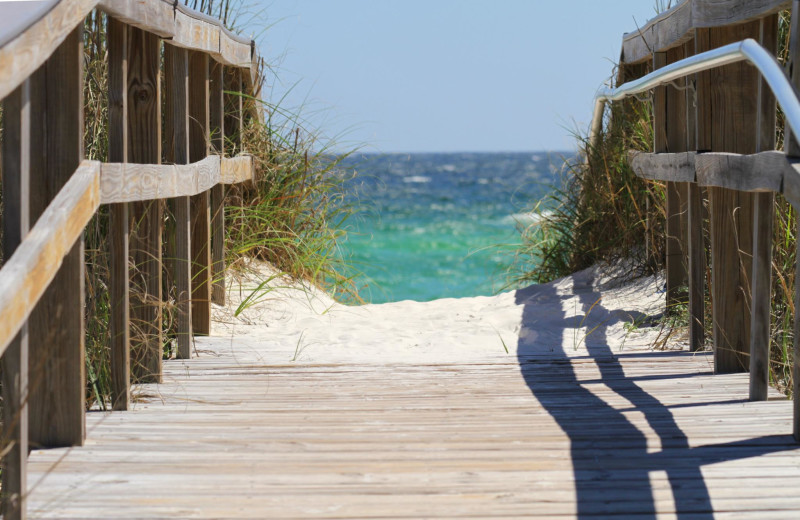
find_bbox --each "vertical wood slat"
[108,17,130,411]
[686,38,705,353]
[224,67,243,155]
[189,51,212,335]
[127,27,163,383]
[210,60,225,306]
[165,44,193,360]
[1,79,31,520]
[696,22,761,374]
[655,47,691,313]
[27,26,85,448]
[749,15,778,401]
[788,0,800,441]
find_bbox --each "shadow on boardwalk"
[514,269,793,518]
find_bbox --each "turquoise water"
[339,152,572,303]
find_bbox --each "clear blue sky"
[239,1,662,153]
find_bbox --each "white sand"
[200,259,677,365]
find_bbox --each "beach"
[205,260,675,366]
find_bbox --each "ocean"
[337,152,572,303]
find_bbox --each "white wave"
[502,210,554,226]
[403,175,432,183]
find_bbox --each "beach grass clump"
[506,90,664,288]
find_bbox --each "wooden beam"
[1,79,31,520]
[686,36,705,353]
[749,14,779,402]
[27,26,86,448]
[210,59,226,306]
[621,0,790,64]
[629,151,695,182]
[100,156,221,203]
[127,26,163,384]
[0,0,96,102]
[0,161,100,359]
[224,67,243,156]
[165,43,192,360]
[221,156,254,184]
[696,22,761,374]
[108,16,130,411]
[189,50,212,336]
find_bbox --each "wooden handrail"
[621,0,789,64]
[629,150,797,200]
[0,0,256,102]
[99,154,254,203]
[0,160,101,357]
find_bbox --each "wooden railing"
[0,1,259,517]
[614,0,800,437]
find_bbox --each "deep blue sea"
[338,151,572,303]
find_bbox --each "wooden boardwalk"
[25,343,800,518]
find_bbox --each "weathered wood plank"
[165,43,193,360]
[27,26,86,448]
[100,156,220,203]
[108,17,130,411]
[127,26,163,384]
[189,50,212,336]
[696,22,762,374]
[210,59,226,306]
[749,14,778,401]
[0,0,95,101]
[1,78,31,520]
[622,0,790,65]
[0,161,100,361]
[629,151,695,182]
[221,156,254,184]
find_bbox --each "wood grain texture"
[0,0,95,101]
[164,43,192,360]
[629,151,695,182]
[23,345,800,518]
[696,23,761,374]
[27,27,86,449]
[127,26,163,384]
[220,155,254,184]
[621,0,790,64]
[223,67,243,156]
[100,155,221,203]
[686,38,705,353]
[108,17,130,411]
[0,1,255,101]
[189,50,212,336]
[209,59,225,306]
[1,79,31,520]
[0,161,100,362]
[749,15,778,402]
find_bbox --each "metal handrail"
[589,38,800,155]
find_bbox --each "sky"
[238,1,663,153]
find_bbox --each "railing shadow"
[514,268,794,518]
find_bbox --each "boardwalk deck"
[24,268,800,519]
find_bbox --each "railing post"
[1,79,31,520]
[27,25,85,448]
[749,15,779,401]
[165,44,193,359]
[210,59,226,306]
[189,51,212,335]
[654,48,691,315]
[108,17,131,410]
[696,22,762,374]
[128,27,163,383]
[685,38,705,353]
